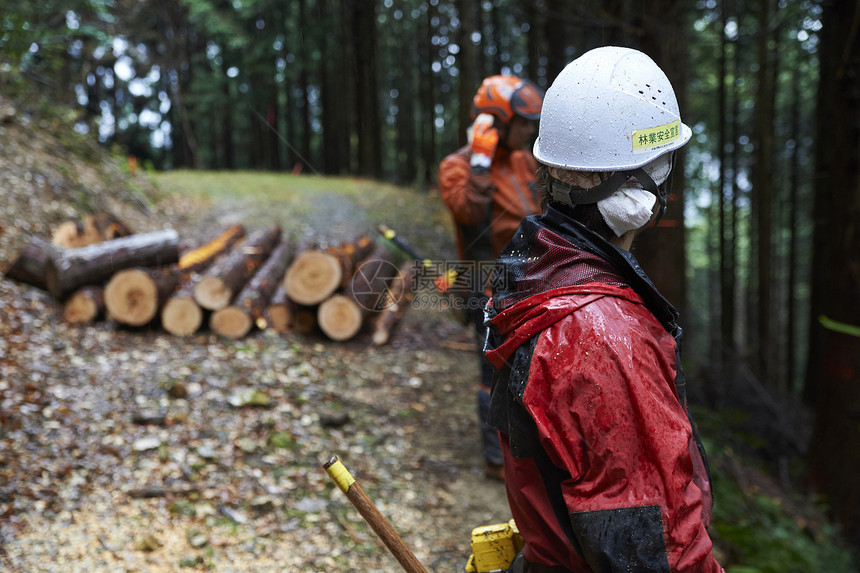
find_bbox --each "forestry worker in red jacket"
[439,75,544,480]
[485,47,725,572]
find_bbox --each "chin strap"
[548,153,675,227]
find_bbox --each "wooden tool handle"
[324,457,429,573]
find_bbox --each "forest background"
[2,0,859,560]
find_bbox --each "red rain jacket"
[485,205,723,572]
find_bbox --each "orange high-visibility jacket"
[438,146,540,263]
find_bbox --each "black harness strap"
[546,153,676,227]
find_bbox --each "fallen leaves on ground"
[1,113,510,572]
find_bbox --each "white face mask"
[598,154,672,237]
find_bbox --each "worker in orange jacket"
[438,75,544,480]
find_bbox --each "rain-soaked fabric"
[485,205,722,572]
[568,506,670,572]
[438,145,540,262]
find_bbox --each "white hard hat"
[533,46,692,172]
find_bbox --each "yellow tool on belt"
[465,519,525,573]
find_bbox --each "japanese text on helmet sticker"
[632,120,681,153]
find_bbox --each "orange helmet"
[471,75,544,123]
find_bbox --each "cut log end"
[194,276,232,311]
[63,296,99,323]
[371,330,389,346]
[283,251,343,306]
[104,269,158,326]
[210,306,253,339]
[264,303,291,333]
[318,294,363,341]
[63,286,104,323]
[161,296,203,336]
[3,236,59,291]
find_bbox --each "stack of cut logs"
[2,213,416,344]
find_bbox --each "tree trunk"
[544,0,570,86]
[392,9,417,184]
[339,1,355,174]
[63,286,105,324]
[753,0,776,388]
[786,67,801,391]
[2,236,60,291]
[524,0,543,86]
[44,229,180,299]
[193,226,282,311]
[718,0,734,359]
[352,0,382,178]
[731,21,744,355]
[418,2,437,186]
[221,79,235,169]
[210,239,295,338]
[297,0,313,167]
[319,1,342,174]
[806,0,860,552]
[634,0,689,314]
[456,0,477,148]
[105,267,182,327]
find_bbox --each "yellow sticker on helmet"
[632,120,681,153]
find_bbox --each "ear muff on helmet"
[472,75,544,123]
[509,80,543,120]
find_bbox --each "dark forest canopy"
[1,1,822,179]
[3,0,860,552]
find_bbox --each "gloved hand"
[469,114,499,170]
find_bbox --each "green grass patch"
[153,170,456,259]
